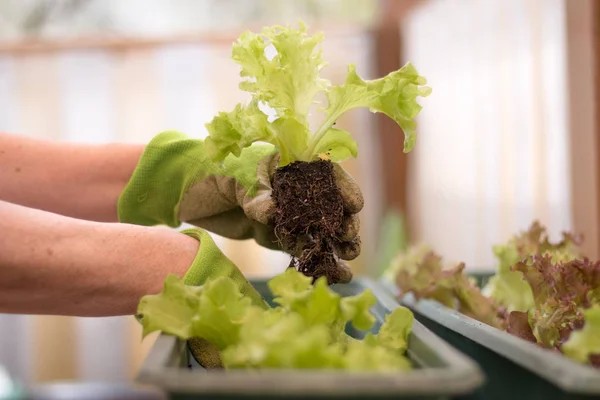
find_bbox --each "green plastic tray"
[136,277,483,400]
[381,273,600,400]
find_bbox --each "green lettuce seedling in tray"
[138,268,414,371]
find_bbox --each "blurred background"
[0,0,598,389]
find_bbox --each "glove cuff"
[118,131,208,227]
[180,228,268,308]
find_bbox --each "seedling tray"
[382,272,600,400]
[136,277,483,400]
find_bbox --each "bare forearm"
[0,200,198,316]
[0,132,143,222]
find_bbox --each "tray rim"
[378,278,600,395]
[136,277,484,396]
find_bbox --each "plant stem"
[303,113,339,160]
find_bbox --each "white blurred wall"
[403,0,575,269]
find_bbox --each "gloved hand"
[157,227,269,369]
[118,131,364,260]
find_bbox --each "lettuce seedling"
[204,22,431,166]
[203,22,430,285]
[385,221,600,368]
[138,269,414,371]
[482,221,582,313]
[389,247,505,329]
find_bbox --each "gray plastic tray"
[136,277,484,399]
[381,274,600,400]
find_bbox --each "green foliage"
[138,269,414,371]
[204,22,430,167]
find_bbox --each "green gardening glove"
[145,227,269,369]
[118,131,364,260]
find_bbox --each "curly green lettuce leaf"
[223,308,412,371]
[481,269,533,313]
[267,264,313,304]
[222,269,410,370]
[232,21,330,122]
[139,268,415,371]
[278,276,344,330]
[383,243,432,284]
[269,269,376,339]
[313,128,358,162]
[204,100,274,161]
[205,22,430,167]
[306,62,431,156]
[368,307,414,353]
[136,274,204,339]
[335,306,416,371]
[341,307,414,371]
[137,275,256,349]
[343,339,412,371]
[483,221,582,313]
[340,289,378,331]
[221,312,343,369]
[204,102,310,165]
[189,277,256,349]
[562,305,600,365]
[270,117,311,165]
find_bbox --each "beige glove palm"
[118,131,364,260]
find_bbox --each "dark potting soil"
[271,159,352,285]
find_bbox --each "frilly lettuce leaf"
[223,301,413,371]
[137,275,257,350]
[562,305,600,365]
[513,256,600,350]
[267,264,313,304]
[204,102,310,166]
[189,277,255,349]
[204,100,275,161]
[383,243,432,283]
[343,307,414,371]
[511,256,600,367]
[368,307,414,354]
[389,247,504,328]
[387,221,600,368]
[481,244,534,313]
[269,269,376,341]
[344,337,412,371]
[393,249,455,309]
[436,263,504,329]
[483,221,582,313]
[221,312,340,369]
[313,128,358,162]
[204,22,430,166]
[340,289,378,331]
[312,63,432,155]
[232,22,330,123]
[136,274,204,339]
[138,268,414,371]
